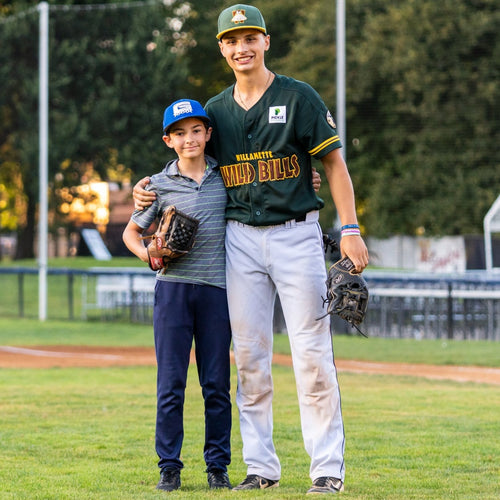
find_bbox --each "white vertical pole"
[484,219,492,272]
[38,1,49,321]
[336,0,346,157]
[484,195,500,272]
[334,0,346,229]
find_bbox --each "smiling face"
[163,117,212,161]
[218,28,270,75]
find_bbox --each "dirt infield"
[1,345,499,385]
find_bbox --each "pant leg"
[192,285,232,472]
[225,221,281,481]
[269,216,346,481]
[153,281,194,471]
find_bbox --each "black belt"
[295,214,307,222]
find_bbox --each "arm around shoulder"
[133,176,156,210]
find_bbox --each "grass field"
[1,362,499,499]
[1,319,499,499]
[1,258,499,498]
[1,317,499,367]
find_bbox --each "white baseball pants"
[225,212,345,482]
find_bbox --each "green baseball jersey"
[205,73,342,226]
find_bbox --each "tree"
[347,0,500,236]
[268,0,499,236]
[0,0,192,258]
[0,5,40,258]
[1,0,498,252]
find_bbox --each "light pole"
[38,1,49,320]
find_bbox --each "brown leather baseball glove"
[146,205,199,271]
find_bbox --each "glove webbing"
[166,217,198,251]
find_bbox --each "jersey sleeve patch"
[326,110,336,129]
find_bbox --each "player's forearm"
[122,224,149,263]
[330,175,358,225]
[321,150,369,271]
[321,151,359,225]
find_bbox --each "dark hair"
[163,117,211,135]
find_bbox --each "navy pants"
[153,281,232,472]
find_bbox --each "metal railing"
[362,272,500,341]
[1,267,499,340]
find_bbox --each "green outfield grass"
[0,256,144,269]
[0,257,145,321]
[0,317,498,368]
[1,258,499,498]
[1,363,499,499]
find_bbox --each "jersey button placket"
[244,115,262,225]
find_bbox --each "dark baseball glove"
[146,205,199,271]
[321,256,369,336]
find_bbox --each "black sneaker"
[306,476,344,495]
[207,470,231,489]
[156,468,181,492]
[232,474,279,490]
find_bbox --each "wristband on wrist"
[341,227,361,237]
[341,224,360,230]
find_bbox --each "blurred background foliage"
[0,0,499,258]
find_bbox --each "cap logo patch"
[231,9,247,24]
[269,106,287,124]
[173,101,193,117]
[327,110,336,129]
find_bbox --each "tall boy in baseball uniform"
[206,4,368,495]
[123,99,232,492]
[132,4,369,495]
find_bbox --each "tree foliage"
[346,0,499,236]
[262,0,499,236]
[1,0,498,259]
[0,0,191,257]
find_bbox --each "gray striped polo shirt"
[131,155,227,289]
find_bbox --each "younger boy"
[122,99,231,492]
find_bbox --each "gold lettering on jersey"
[220,162,256,187]
[283,155,300,178]
[221,154,300,187]
[236,151,274,161]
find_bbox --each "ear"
[205,127,213,141]
[264,34,270,52]
[162,135,174,149]
[218,40,227,57]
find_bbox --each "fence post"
[67,273,74,320]
[447,282,453,339]
[18,273,24,317]
[129,273,135,322]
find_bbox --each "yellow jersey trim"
[309,135,340,156]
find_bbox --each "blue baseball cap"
[162,99,210,133]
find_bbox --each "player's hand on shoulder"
[340,235,369,273]
[133,177,155,210]
[312,167,321,193]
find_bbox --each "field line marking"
[0,345,122,360]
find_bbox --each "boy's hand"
[133,177,156,210]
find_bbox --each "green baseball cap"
[216,4,267,40]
